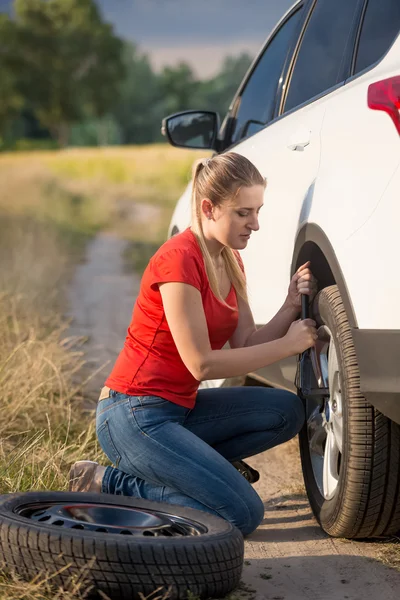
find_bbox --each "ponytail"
[190,153,266,305]
[190,157,250,306]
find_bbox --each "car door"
[198,2,306,391]
[313,0,400,331]
[229,0,363,390]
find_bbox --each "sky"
[0,0,295,77]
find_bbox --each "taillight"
[368,76,400,135]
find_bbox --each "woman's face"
[202,185,265,250]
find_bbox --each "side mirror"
[161,110,220,150]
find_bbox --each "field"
[0,144,206,598]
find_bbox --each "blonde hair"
[191,152,266,305]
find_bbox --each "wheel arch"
[291,223,357,328]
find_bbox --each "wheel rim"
[15,501,208,537]
[307,326,343,500]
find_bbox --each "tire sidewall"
[299,286,354,533]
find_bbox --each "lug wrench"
[298,294,329,398]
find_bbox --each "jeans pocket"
[131,396,188,433]
[97,419,121,468]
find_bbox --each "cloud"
[97,0,295,44]
[97,0,295,76]
[147,39,264,78]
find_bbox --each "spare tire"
[0,491,244,599]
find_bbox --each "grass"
[0,215,102,598]
[0,217,103,499]
[376,536,400,571]
[0,143,206,216]
[0,143,208,597]
[0,144,209,274]
[0,564,100,600]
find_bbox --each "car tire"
[299,285,400,538]
[0,491,244,599]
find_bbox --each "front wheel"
[299,285,400,538]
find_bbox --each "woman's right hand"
[283,319,318,354]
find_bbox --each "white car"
[161,0,400,539]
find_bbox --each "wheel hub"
[306,326,343,500]
[16,502,207,537]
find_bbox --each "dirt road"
[67,232,141,401]
[68,231,400,600]
[242,441,400,600]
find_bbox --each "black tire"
[0,491,244,599]
[299,285,400,538]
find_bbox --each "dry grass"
[0,144,208,273]
[0,144,207,231]
[0,215,103,495]
[0,216,103,597]
[376,536,400,571]
[0,566,97,600]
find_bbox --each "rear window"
[355,0,400,74]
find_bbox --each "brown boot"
[69,461,106,493]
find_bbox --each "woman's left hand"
[286,261,318,310]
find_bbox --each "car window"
[355,0,400,74]
[284,0,362,114]
[230,8,302,145]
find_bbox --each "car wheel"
[299,285,400,538]
[0,491,243,599]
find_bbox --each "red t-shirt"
[105,228,241,408]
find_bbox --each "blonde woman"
[70,152,317,537]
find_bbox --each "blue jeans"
[96,386,304,536]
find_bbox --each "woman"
[69,152,317,537]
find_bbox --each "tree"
[155,53,253,136]
[111,43,164,145]
[159,62,199,115]
[0,15,24,140]
[197,53,253,118]
[14,0,124,145]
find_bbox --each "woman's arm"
[230,296,299,349]
[159,282,316,381]
[230,261,317,348]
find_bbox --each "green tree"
[14,0,124,145]
[0,15,23,140]
[159,62,199,115]
[197,53,253,118]
[111,43,164,145]
[155,53,253,141]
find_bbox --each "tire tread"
[301,285,400,538]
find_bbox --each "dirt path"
[68,231,400,600]
[242,442,400,600]
[67,232,141,401]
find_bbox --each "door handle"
[287,127,311,151]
